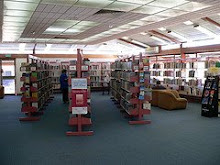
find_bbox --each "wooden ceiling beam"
[149,30,180,44]
[202,17,220,28]
[118,38,147,49]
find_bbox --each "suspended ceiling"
[0,0,220,54]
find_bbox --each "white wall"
[15,58,27,95]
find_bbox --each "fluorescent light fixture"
[140,32,148,35]
[69,45,77,52]
[218,13,220,16]
[122,36,129,40]
[194,25,217,38]
[131,40,149,47]
[45,44,52,52]
[168,31,188,41]
[158,27,166,31]
[183,21,194,25]
[19,43,26,52]
[150,35,168,44]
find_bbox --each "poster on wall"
[71,78,87,89]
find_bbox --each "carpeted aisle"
[0,92,220,165]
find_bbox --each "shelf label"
[69,65,76,71]
[133,66,139,71]
[144,66,149,71]
[30,67,36,71]
[72,107,88,114]
[71,78,87,89]
[81,65,89,71]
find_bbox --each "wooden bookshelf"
[19,59,54,121]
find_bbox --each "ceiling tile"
[104,1,141,12]
[75,0,113,9]
[115,0,154,5]
[41,0,78,5]
[174,2,211,12]
[148,0,189,8]
[132,5,167,14]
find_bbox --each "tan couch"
[0,86,4,99]
[152,90,187,110]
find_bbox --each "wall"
[15,58,27,95]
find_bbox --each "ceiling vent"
[54,36,69,39]
[94,9,126,17]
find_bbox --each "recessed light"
[158,27,166,31]
[183,21,194,25]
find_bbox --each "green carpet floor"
[0,92,220,165]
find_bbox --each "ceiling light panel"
[183,20,194,25]
[148,0,189,8]
[77,21,100,27]
[75,0,113,8]
[104,1,141,12]
[158,27,166,31]
[174,2,210,12]
[156,9,188,17]
[4,16,30,23]
[4,10,33,17]
[132,5,167,14]
[4,1,38,11]
[115,0,154,5]
[128,20,150,26]
[194,25,218,38]
[140,15,166,22]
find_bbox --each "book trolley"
[19,58,54,121]
[66,49,93,136]
[111,54,152,125]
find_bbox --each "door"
[0,60,2,85]
[2,60,16,94]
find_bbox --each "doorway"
[2,60,16,94]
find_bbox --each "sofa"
[0,85,4,99]
[152,90,187,110]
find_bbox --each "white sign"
[69,65,76,71]
[72,107,88,114]
[81,65,89,71]
[71,78,87,89]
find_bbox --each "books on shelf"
[110,56,151,124]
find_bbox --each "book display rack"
[111,54,151,125]
[19,59,54,121]
[66,49,93,136]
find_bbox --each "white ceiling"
[0,0,220,54]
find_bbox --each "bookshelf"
[111,54,151,125]
[149,54,209,98]
[66,49,93,136]
[90,62,111,91]
[19,59,54,121]
[49,61,69,92]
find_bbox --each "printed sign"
[81,65,89,71]
[69,65,76,71]
[72,107,88,114]
[71,78,87,89]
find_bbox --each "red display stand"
[111,54,151,125]
[66,49,93,136]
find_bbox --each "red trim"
[19,116,40,121]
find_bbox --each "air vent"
[94,9,126,15]
[54,36,69,39]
